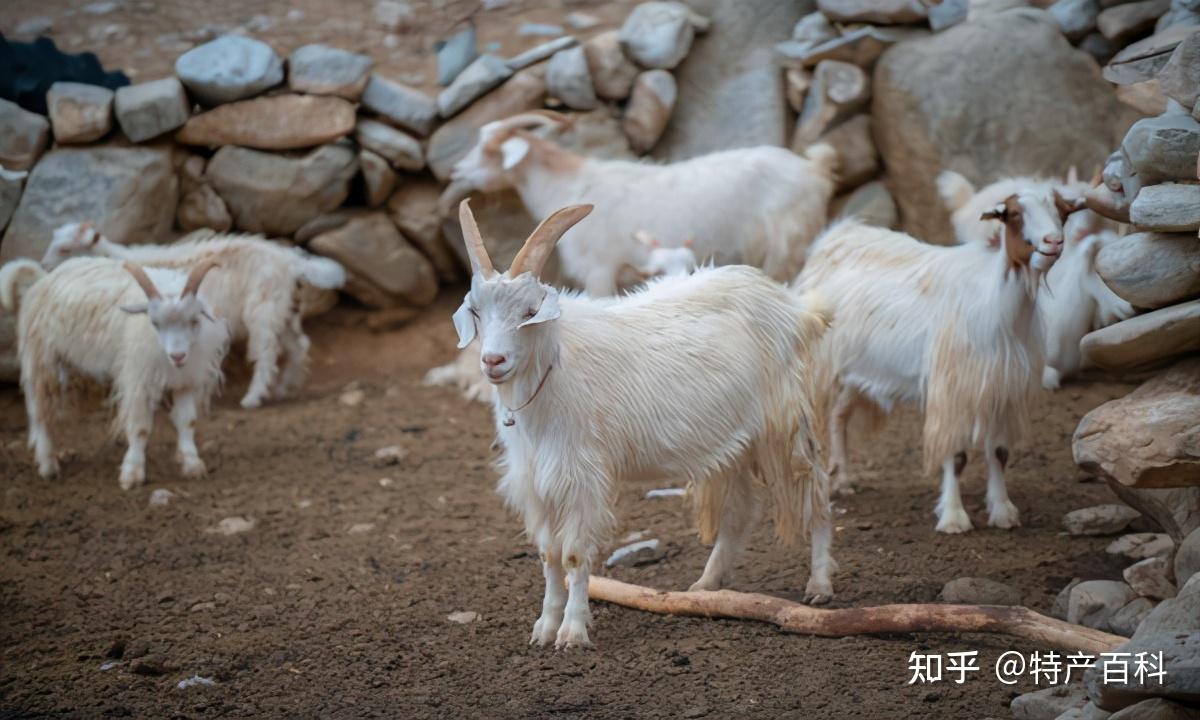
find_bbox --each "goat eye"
[469,307,479,319]
[523,308,536,320]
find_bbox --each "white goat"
[798,189,1076,534]
[41,223,345,408]
[937,171,1135,388]
[425,230,700,406]
[452,200,832,648]
[0,257,228,489]
[443,110,837,297]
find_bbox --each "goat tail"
[291,250,346,289]
[803,142,839,180]
[936,170,975,213]
[0,259,45,313]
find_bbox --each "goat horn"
[183,259,220,297]
[123,262,161,301]
[458,199,495,277]
[509,204,593,278]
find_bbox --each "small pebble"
[447,610,479,624]
[148,488,175,507]
[348,523,376,535]
[646,488,686,499]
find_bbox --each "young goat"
[797,190,1076,533]
[42,223,345,408]
[937,171,1135,388]
[452,200,833,648]
[0,257,228,489]
[443,110,836,296]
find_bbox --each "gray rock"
[506,36,578,72]
[808,113,878,191]
[1106,482,1200,544]
[1157,0,1200,31]
[46,82,113,144]
[437,25,478,87]
[655,0,803,160]
[519,22,565,37]
[1103,25,1197,85]
[1099,231,1200,307]
[1011,683,1089,720]
[835,180,898,229]
[546,46,598,111]
[1081,32,1119,64]
[790,12,836,52]
[175,35,283,106]
[1121,110,1200,184]
[1069,580,1138,630]
[1080,300,1200,371]
[1178,528,1200,588]
[361,75,438,136]
[939,577,1022,605]
[206,143,357,236]
[1110,699,1200,720]
[1108,596,1157,636]
[817,0,928,24]
[426,70,545,182]
[781,25,927,68]
[929,0,969,30]
[176,183,232,233]
[605,539,665,568]
[387,180,464,283]
[1063,505,1142,535]
[566,12,600,30]
[1098,0,1172,44]
[1084,584,1200,710]
[288,44,373,100]
[0,167,27,233]
[358,150,396,209]
[1124,556,1177,599]
[1050,0,1103,40]
[873,9,1135,244]
[584,31,639,101]
[308,212,437,308]
[0,99,50,171]
[623,70,676,154]
[1052,578,1086,620]
[373,0,413,32]
[113,77,190,143]
[1107,533,1176,560]
[793,60,870,150]
[355,119,424,172]
[1130,182,1200,231]
[0,146,177,263]
[174,94,356,150]
[1158,32,1200,108]
[618,1,697,70]
[438,55,513,118]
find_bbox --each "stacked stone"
[0,4,707,380]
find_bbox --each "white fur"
[448,116,837,296]
[797,219,1061,533]
[0,257,230,489]
[458,263,833,648]
[42,224,345,408]
[937,172,1134,388]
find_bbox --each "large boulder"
[0,146,177,263]
[546,46,599,111]
[307,212,437,308]
[1096,232,1200,309]
[175,95,356,150]
[0,98,50,171]
[1121,109,1200,185]
[1074,359,1200,489]
[584,31,639,101]
[623,70,676,154]
[387,179,463,283]
[654,0,806,160]
[287,44,373,100]
[1081,299,1200,371]
[360,75,438,136]
[175,35,284,106]
[438,55,513,119]
[618,1,699,70]
[873,8,1136,244]
[1107,481,1200,543]
[206,143,358,236]
[1068,579,1137,630]
[46,81,113,144]
[114,78,190,143]
[1129,182,1200,231]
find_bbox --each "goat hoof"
[554,619,593,650]
[240,395,264,410]
[804,578,834,605]
[935,511,973,534]
[37,460,60,479]
[688,577,722,592]
[833,483,857,498]
[987,502,1020,529]
[529,616,560,647]
[118,467,145,491]
[180,457,207,479]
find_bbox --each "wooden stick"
[589,576,1126,655]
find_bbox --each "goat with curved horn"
[459,200,495,277]
[183,259,220,297]
[508,204,593,277]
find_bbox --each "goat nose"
[483,353,506,368]
[170,352,186,365]
[1044,234,1063,248]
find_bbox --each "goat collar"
[500,363,554,427]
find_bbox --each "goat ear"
[499,137,530,171]
[980,204,1007,222]
[1053,189,1085,220]
[452,300,477,349]
[519,289,560,328]
[119,303,149,315]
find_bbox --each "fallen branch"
[589,576,1126,655]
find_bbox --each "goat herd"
[0,109,1129,651]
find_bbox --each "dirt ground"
[0,292,1136,719]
